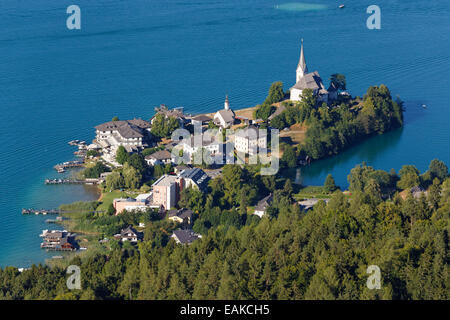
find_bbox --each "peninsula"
[6,40,447,302]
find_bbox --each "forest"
[0,160,448,300]
[271,84,404,160]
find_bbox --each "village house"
[40,230,76,251]
[233,125,267,156]
[168,208,194,227]
[178,167,210,192]
[145,149,174,166]
[171,229,202,245]
[174,164,192,174]
[214,95,235,128]
[114,226,142,243]
[190,114,212,127]
[289,40,337,103]
[178,134,222,159]
[94,118,152,153]
[400,186,428,200]
[254,193,273,217]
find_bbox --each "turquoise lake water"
[0,0,449,267]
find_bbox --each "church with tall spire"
[290,39,337,103]
[213,95,235,128]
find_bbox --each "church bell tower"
[296,39,308,82]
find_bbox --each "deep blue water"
[0,0,449,267]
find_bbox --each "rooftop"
[152,174,178,187]
[95,119,151,139]
[255,193,273,211]
[179,167,210,190]
[172,229,202,244]
[292,71,326,92]
[191,115,212,122]
[234,125,266,138]
[145,150,173,160]
[215,109,235,124]
[168,208,193,219]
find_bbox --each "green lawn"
[97,190,138,212]
[294,185,333,200]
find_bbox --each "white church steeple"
[296,39,308,82]
[224,95,230,110]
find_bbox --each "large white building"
[94,119,152,153]
[233,125,267,156]
[178,134,222,160]
[289,40,337,103]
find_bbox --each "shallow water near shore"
[0,0,449,267]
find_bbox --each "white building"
[289,40,337,103]
[214,95,235,128]
[254,193,273,218]
[94,119,152,153]
[152,175,178,210]
[145,150,174,166]
[178,167,210,192]
[178,134,222,159]
[233,125,267,156]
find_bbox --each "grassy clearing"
[294,185,333,200]
[96,190,138,212]
[280,122,307,145]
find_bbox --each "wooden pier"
[45,178,85,185]
[23,208,105,215]
[44,178,102,185]
[53,160,84,172]
[22,208,60,215]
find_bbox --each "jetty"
[54,160,84,172]
[45,178,85,185]
[45,178,102,185]
[23,208,105,215]
[22,208,60,215]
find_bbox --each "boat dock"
[22,208,60,215]
[23,208,105,215]
[44,178,102,185]
[45,178,85,185]
[54,160,84,172]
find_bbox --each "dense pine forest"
[1,160,448,300]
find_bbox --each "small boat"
[339,4,345,9]
[422,104,427,108]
